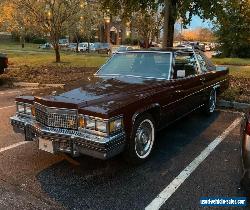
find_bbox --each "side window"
[174,52,198,78]
[196,54,208,72]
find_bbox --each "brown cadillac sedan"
[10,48,229,164]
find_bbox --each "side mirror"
[177,70,186,78]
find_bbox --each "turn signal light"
[79,116,85,128]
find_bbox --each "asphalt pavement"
[0,88,248,210]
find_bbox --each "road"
[0,88,248,210]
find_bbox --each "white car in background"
[78,43,87,52]
[205,45,211,51]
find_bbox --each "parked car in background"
[205,45,211,51]
[78,43,87,52]
[176,44,193,49]
[39,43,53,49]
[112,45,133,54]
[241,109,250,191]
[59,38,69,47]
[212,50,222,58]
[67,43,77,51]
[81,42,95,52]
[10,48,229,164]
[0,53,8,74]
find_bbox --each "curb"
[13,82,65,88]
[13,82,39,87]
[217,100,250,110]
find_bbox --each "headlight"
[96,120,108,133]
[17,103,25,113]
[79,115,123,135]
[109,118,123,134]
[86,117,96,130]
[16,102,34,116]
[25,106,32,115]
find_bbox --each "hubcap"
[135,119,154,159]
[209,90,216,113]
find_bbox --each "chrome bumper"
[10,115,126,159]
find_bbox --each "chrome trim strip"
[163,79,226,108]
[34,102,78,113]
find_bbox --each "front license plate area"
[39,138,54,154]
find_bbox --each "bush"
[123,38,140,45]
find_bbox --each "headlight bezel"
[16,102,34,117]
[78,114,123,136]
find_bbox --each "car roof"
[116,47,196,53]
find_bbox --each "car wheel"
[124,114,155,164]
[204,88,216,114]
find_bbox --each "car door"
[195,51,218,104]
[168,51,205,120]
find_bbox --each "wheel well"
[133,106,161,128]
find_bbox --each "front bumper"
[10,115,126,159]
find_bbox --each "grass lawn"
[212,57,250,66]
[229,66,250,78]
[0,41,42,51]
[7,52,108,68]
[0,41,108,68]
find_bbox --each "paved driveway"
[0,88,248,210]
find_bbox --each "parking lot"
[0,88,248,210]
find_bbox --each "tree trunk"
[54,44,60,62]
[144,38,149,49]
[162,0,177,48]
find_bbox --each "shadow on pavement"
[36,111,221,210]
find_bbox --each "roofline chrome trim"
[95,74,168,80]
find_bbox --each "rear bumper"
[10,115,126,159]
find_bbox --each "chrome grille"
[35,103,78,130]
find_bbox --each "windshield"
[97,52,172,79]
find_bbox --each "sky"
[188,16,212,29]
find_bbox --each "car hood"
[34,76,171,117]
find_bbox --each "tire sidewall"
[124,114,155,164]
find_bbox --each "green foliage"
[123,38,140,45]
[215,0,250,58]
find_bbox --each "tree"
[0,1,34,47]
[100,0,224,47]
[178,27,214,42]
[16,0,82,62]
[132,6,163,48]
[215,0,250,57]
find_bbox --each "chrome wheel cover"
[209,90,216,113]
[135,119,155,159]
